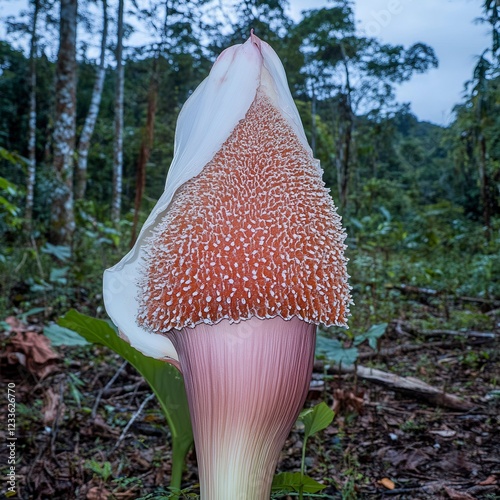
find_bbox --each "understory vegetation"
[0,0,499,498]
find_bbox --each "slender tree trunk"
[75,0,108,201]
[50,0,77,246]
[478,133,491,238]
[130,58,159,246]
[25,0,40,231]
[335,94,354,211]
[111,0,124,224]
[335,47,354,211]
[311,83,317,156]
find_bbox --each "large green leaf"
[58,310,193,489]
[354,323,388,350]
[272,472,326,494]
[44,323,90,346]
[315,335,359,366]
[298,402,335,441]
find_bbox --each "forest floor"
[0,293,499,500]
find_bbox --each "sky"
[289,0,490,125]
[0,0,491,125]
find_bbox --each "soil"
[0,303,498,500]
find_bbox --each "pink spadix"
[104,33,350,500]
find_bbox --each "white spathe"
[103,34,311,361]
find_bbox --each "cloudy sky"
[289,0,490,125]
[0,0,490,125]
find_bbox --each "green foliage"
[271,402,335,498]
[299,402,335,442]
[272,472,327,495]
[44,323,90,346]
[316,336,359,366]
[58,310,193,491]
[353,323,387,350]
[316,323,387,367]
[0,148,25,230]
[85,459,113,482]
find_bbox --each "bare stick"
[91,361,128,418]
[111,392,155,454]
[397,320,497,340]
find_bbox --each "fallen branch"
[315,361,474,411]
[486,307,500,317]
[396,320,497,340]
[389,284,500,308]
[357,341,448,361]
[390,284,440,296]
[420,329,496,339]
[456,295,500,307]
[358,336,494,361]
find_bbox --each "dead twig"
[390,284,440,296]
[50,379,65,462]
[91,360,128,418]
[396,320,497,340]
[389,284,500,308]
[420,329,496,339]
[358,336,494,361]
[110,392,155,454]
[456,295,500,307]
[358,341,448,360]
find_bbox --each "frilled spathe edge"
[103,34,313,361]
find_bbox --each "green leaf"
[272,472,326,493]
[299,402,335,441]
[380,206,392,221]
[49,266,69,284]
[315,335,359,366]
[44,323,90,346]
[0,195,19,215]
[18,307,45,321]
[353,323,388,350]
[41,243,71,262]
[58,310,193,490]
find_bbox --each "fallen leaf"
[86,486,112,500]
[405,449,431,471]
[80,414,119,438]
[444,486,476,500]
[42,387,64,426]
[430,429,456,438]
[436,451,475,473]
[332,388,365,414]
[377,477,395,490]
[1,331,60,378]
[478,475,497,486]
[5,316,29,334]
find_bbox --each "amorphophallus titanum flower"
[104,32,351,500]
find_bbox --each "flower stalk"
[169,317,316,499]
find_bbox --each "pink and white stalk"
[104,32,350,500]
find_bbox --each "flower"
[104,32,350,499]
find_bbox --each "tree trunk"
[130,58,159,247]
[478,134,491,238]
[74,0,108,201]
[335,94,354,211]
[25,0,39,231]
[51,0,77,246]
[336,45,354,212]
[111,0,124,224]
[311,83,317,155]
